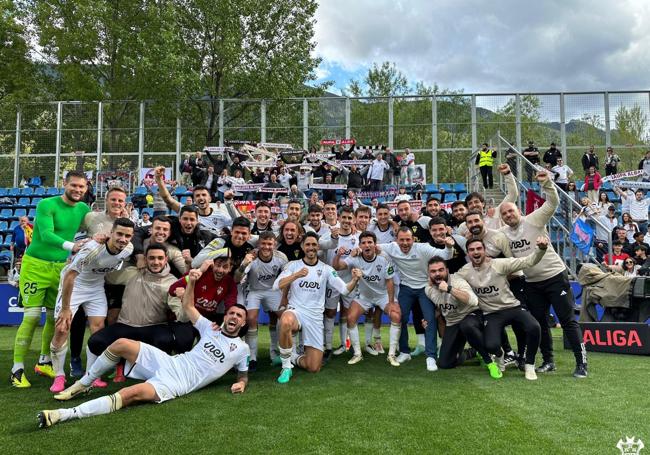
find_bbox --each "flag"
[570,218,594,255]
[525,189,545,215]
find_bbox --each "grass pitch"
[1,326,649,454]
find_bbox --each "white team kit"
[273,259,350,351]
[126,316,249,402]
[242,251,288,313]
[199,206,233,234]
[321,232,360,309]
[54,240,133,319]
[343,254,395,311]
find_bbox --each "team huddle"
[7,164,588,430]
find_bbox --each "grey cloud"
[315,0,650,92]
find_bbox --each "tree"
[615,104,648,145]
[345,62,408,97]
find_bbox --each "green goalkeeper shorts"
[19,254,66,310]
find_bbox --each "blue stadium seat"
[601,181,613,190]
[20,187,33,196]
[28,176,42,187]
[0,188,6,197]
[8,188,20,196]
[30,197,42,207]
[134,186,148,196]
[34,187,46,196]
[439,183,454,193]
[12,209,26,220]
[0,235,4,250]
[16,197,30,209]
[424,184,438,194]
[0,249,11,265]
[174,185,188,196]
[575,180,584,189]
[58,187,65,194]
[429,193,442,200]
[141,208,154,217]
[2,234,12,249]
[0,209,12,221]
[0,221,7,233]
[46,187,59,196]
[28,208,36,219]
[444,193,458,202]
[453,183,467,193]
[458,192,468,201]
[8,220,19,231]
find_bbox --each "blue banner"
[570,218,594,255]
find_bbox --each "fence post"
[96,102,103,172]
[176,111,182,181]
[388,96,394,149]
[471,95,477,153]
[54,101,62,187]
[604,91,611,147]
[560,93,567,162]
[138,101,145,173]
[260,99,267,143]
[345,97,351,139]
[431,95,438,184]
[14,107,21,187]
[515,94,522,178]
[303,98,308,150]
[218,99,224,147]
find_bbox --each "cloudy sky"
[313,0,650,95]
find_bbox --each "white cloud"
[314,0,650,92]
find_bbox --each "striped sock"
[80,349,120,387]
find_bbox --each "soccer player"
[303,204,330,236]
[38,277,249,428]
[319,206,360,359]
[273,232,362,384]
[235,232,288,370]
[369,203,397,244]
[425,257,501,379]
[10,171,90,388]
[457,237,547,380]
[333,232,402,366]
[49,218,135,393]
[500,170,588,378]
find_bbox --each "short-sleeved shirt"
[62,240,133,291]
[343,254,394,301]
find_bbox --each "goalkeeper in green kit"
[10,171,91,388]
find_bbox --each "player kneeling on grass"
[38,269,249,428]
[272,232,362,384]
[332,231,402,366]
[456,236,547,380]
[424,257,501,379]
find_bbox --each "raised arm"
[181,269,203,324]
[273,266,308,291]
[498,236,548,275]
[154,166,181,213]
[191,239,226,268]
[526,171,559,227]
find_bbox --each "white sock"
[12,362,24,373]
[365,321,373,345]
[324,317,335,349]
[85,346,98,373]
[80,349,120,387]
[269,325,278,356]
[389,323,401,356]
[417,333,425,347]
[59,393,122,422]
[39,354,51,364]
[279,346,293,370]
[339,317,348,348]
[50,340,68,377]
[244,329,258,361]
[298,331,304,354]
[348,325,361,355]
[373,327,381,341]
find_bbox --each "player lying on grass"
[38,252,249,428]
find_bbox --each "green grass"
[1,326,649,455]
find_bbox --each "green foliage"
[614,104,648,145]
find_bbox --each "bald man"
[499,170,587,378]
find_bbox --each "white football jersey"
[171,316,249,395]
[370,222,396,244]
[64,240,133,291]
[273,259,349,319]
[343,254,394,301]
[323,232,360,281]
[199,208,232,234]
[244,251,288,291]
[303,222,331,237]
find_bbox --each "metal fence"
[1,91,649,188]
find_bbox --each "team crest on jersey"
[272,265,278,272]
[316,269,322,276]
[294,251,300,258]
[217,286,223,295]
[230,343,238,352]
[376,265,382,272]
[351,239,356,245]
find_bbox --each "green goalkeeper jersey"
[25,196,90,262]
